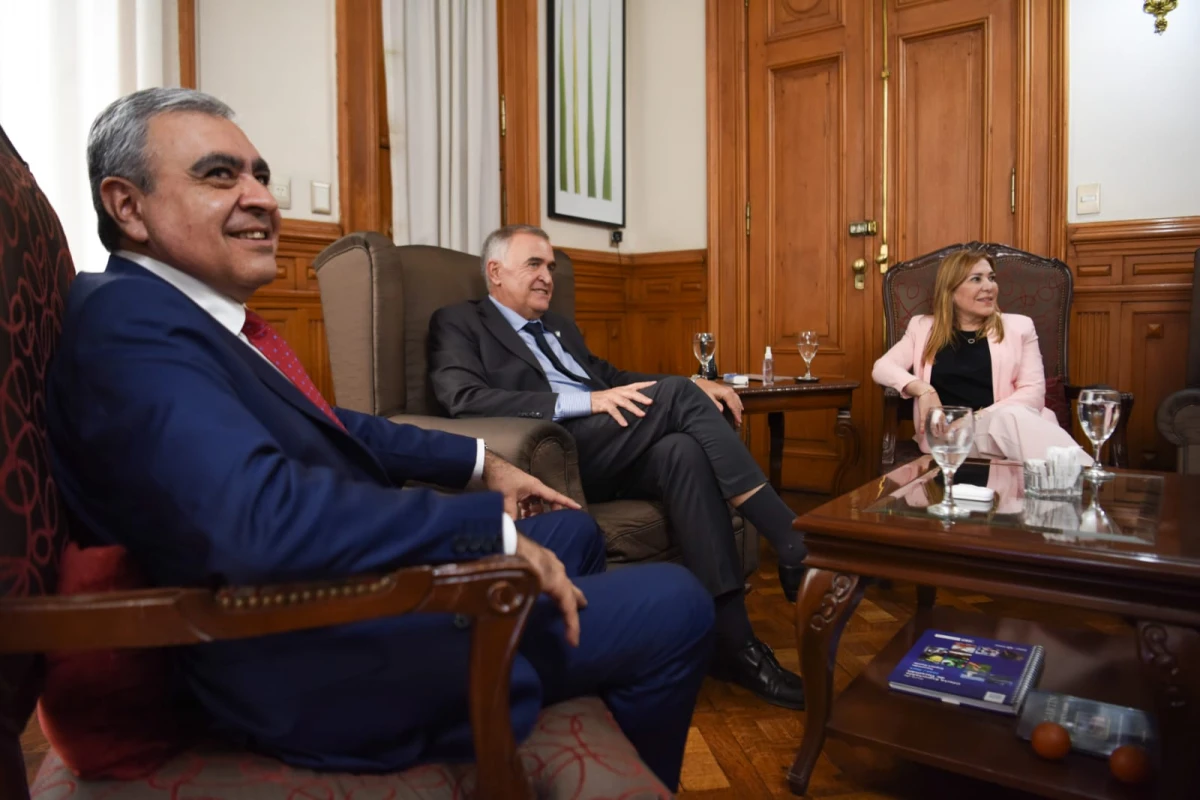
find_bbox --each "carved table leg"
[832,406,860,496]
[788,568,864,796]
[768,410,784,491]
[1137,622,1200,798]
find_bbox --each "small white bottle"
[762,346,775,385]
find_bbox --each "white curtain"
[0,0,173,274]
[382,0,501,255]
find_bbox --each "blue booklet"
[887,629,1045,715]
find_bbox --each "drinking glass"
[925,406,975,519]
[797,331,819,381]
[692,332,716,377]
[1076,388,1121,480]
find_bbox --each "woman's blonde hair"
[920,248,1004,367]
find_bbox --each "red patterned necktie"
[241,309,346,432]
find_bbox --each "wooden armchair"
[0,127,668,799]
[879,242,1134,475]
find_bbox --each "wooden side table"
[734,378,860,495]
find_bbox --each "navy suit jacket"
[46,256,542,771]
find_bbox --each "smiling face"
[99,111,281,302]
[952,258,998,328]
[486,231,556,319]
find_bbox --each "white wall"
[538,0,707,252]
[1068,0,1200,223]
[197,0,338,222]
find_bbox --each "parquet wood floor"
[20,492,1128,798]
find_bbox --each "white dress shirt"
[115,250,516,554]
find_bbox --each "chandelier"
[1143,1,1178,34]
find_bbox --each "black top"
[930,330,994,411]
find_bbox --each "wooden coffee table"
[788,457,1200,799]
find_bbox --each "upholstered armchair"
[313,232,759,575]
[1156,248,1200,474]
[0,127,668,799]
[879,242,1134,475]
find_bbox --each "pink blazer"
[872,313,1058,446]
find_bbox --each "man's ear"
[99,176,150,244]
[486,259,503,286]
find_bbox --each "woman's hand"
[915,388,942,438]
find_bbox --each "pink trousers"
[971,405,1093,465]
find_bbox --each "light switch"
[269,180,291,209]
[311,181,332,215]
[1076,183,1101,215]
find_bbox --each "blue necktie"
[522,321,600,388]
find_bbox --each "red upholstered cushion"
[32,697,670,799]
[1044,375,1070,431]
[36,543,191,780]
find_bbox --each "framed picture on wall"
[547,0,625,227]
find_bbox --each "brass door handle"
[852,258,866,290]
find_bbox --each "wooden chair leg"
[916,585,937,608]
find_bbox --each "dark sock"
[713,590,754,650]
[738,486,807,566]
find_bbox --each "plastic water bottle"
[762,346,774,385]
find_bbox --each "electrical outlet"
[610,229,623,246]
[269,180,291,210]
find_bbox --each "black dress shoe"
[712,637,805,710]
[778,563,805,603]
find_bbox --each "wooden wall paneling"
[1120,301,1192,470]
[497,0,541,225]
[336,0,389,236]
[1066,216,1200,470]
[568,248,708,378]
[706,0,749,374]
[178,0,196,88]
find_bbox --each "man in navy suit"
[45,87,714,790]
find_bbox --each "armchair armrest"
[1157,388,1200,473]
[1066,384,1134,468]
[390,414,587,508]
[0,558,539,800]
[880,387,903,475]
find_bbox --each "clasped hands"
[589,378,744,427]
[481,448,587,646]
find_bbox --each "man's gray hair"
[479,224,551,282]
[87,87,234,252]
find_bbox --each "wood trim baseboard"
[178,0,196,88]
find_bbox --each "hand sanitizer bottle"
[762,346,774,385]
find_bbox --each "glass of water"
[797,331,819,381]
[925,405,975,518]
[692,332,716,377]
[1077,388,1121,481]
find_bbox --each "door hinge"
[745,202,751,236]
[1010,167,1016,214]
[500,95,507,138]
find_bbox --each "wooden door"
[747,0,874,492]
[885,0,1018,266]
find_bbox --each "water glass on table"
[692,332,716,378]
[1077,388,1121,481]
[797,331,819,381]
[925,405,975,519]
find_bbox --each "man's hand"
[693,378,744,427]
[590,381,656,427]
[483,449,581,519]
[516,534,587,646]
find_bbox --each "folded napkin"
[949,484,995,503]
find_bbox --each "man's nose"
[241,176,279,213]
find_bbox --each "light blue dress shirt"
[487,295,594,421]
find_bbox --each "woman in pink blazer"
[872,247,1089,464]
